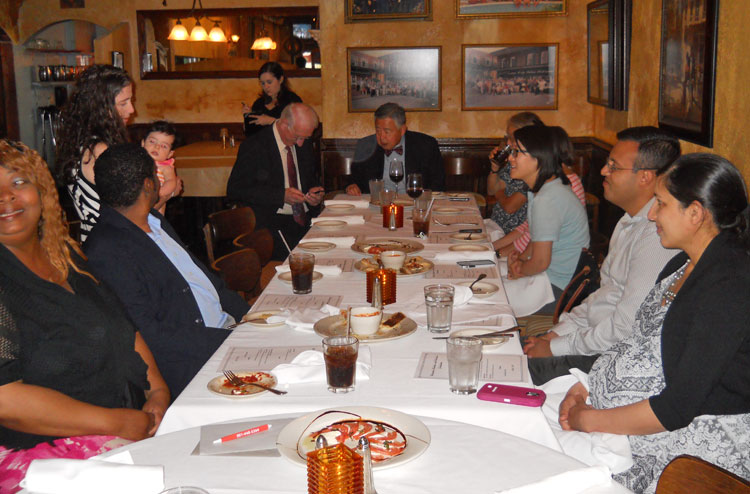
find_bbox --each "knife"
[432,326,521,340]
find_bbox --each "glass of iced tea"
[322,336,359,393]
[289,253,315,294]
[412,207,431,238]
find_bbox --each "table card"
[315,258,355,272]
[253,294,343,311]
[427,265,498,279]
[415,352,528,383]
[218,345,322,372]
[197,418,292,456]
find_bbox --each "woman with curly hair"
[242,61,302,137]
[0,140,168,492]
[57,64,135,241]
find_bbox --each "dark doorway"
[0,29,20,140]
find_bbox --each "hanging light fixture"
[189,19,208,41]
[208,21,227,42]
[165,0,226,43]
[251,17,276,51]
[167,19,189,40]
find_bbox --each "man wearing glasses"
[523,126,681,384]
[228,103,324,260]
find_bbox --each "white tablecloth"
[158,195,559,451]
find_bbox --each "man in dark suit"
[84,144,250,399]
[227,103,324,260]
[345,102,444,195]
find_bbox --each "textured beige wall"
[594,1,750,179]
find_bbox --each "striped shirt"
[67,169,100,242]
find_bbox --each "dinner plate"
[449,233,488,243]
[298,241,337,252]
[433,207,467,214]
[354,257,434,277]
[314,220,347,231]
[314,312,417,342]
[278,271,324,283]
[326,203,356,211]
[369,197,414,209]
[242,309,288,328]
[351,238,424,255]
[457,280,499,298]
[207,371,277,399]
[450,328,510,349]
[449,244,490,252]
[276,406,431,470]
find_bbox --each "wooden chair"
[211,248,262,302]
[656,455,750,494]
[203,207,256,265]
[443,154,489,216]
[322,154,354,193]
[234,228,282,292]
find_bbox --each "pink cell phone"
[477,383,546,407]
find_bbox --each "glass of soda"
[289,253,315,294]
[322,336,359,393]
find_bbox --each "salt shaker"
[371,273,383,310]
[357,436,378,494]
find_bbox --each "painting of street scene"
[457,0,566,18]
[347,0,431,21]
[348,47,441,112]
[463,44,557,110]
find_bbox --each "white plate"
[351,238,424,255]
[314,312,417,342]
[450,328,510,349]
[207,371,277,399]
[314,220,347,231]
[433,207,466,214]
[354,257,434,277]
[326,204,355,211]
[276,406,431,470]
[449,233,488,243]
[449,244,490,252]
[298,241,337,252]
[242,310,287,328]
[457,280,499,298]
[278,271,323,283]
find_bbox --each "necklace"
[662,259,691,305]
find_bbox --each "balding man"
[228,103,324,260]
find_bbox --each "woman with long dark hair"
[57,64,134,241]
[559,153,750,493]
[242,61,302,137]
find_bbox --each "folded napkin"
[275,264,342,277]
[272,347,372,384]
[434,251,496,262]
[484,218,506,243]
[312,215,365,225]
[494,465,612,494]
[396,285,509,326]
[503,269,554,317]
[284,304,342,332]
[324,199,371,208]
[20,459,164,494]
[301,236,356,248]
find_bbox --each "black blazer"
[84,206,250,398]
[348,130,445,193]
[227,125,321,227]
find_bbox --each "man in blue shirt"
[84,144,250,398]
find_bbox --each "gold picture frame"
[456,0,566,19]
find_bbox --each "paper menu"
[253,294,343,311]
[219,345,321,372]
[426,265,498,279]
[414,352,528,383]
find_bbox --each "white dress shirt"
[272,121,305,215]
[549,198,679,356]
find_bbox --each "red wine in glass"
[406,172,423,198]
[389,160,404,192]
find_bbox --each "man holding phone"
[228,103,324,260]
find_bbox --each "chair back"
[656,455,750,494]
[211,248,262,301]
[234,228,274,267]
[553,248,600,324]
[203,207,256,264]
[443,154,488,194]
[322,154,354,192]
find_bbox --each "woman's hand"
[113,408,156,441]
[507,252,524,279]
[142,388,170,435]
[559,382,590,431]
[241,102,252,114]
[247,114,276,126]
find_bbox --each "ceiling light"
[167,19,188,40]
[189,20,208,41]
[208,22,227,42]
[251,36,276,50]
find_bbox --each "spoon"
[468,273,487,292]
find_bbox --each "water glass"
[446,336,483,395]
[380,187,396,206]
[368,178,383,201]
[424,284,454,333]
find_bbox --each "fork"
[223,370,287,395]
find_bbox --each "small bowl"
[380,250,406,270]
[349,307,383,336]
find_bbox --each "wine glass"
[406,173,423,199]
[389,159,404,193]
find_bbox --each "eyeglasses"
[604,158,637,173]
[510,147,529,157]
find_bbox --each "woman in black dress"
[242,62,302,137]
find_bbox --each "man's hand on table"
[305,187,325,206]
[523,336,553,358]
[285,187,307,205]
[345,184,362,196]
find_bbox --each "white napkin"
[312,215,365,225]
[484,218,506,243]
[272,347,372,384]
[275,264,342,277]
[396,285,518,327]
[20,459,164,494]
[494,465,612,494]
[325,199,371,208]
[502,267,555,317]
[300,236,356,248]
[434,251,496,262]
[285,304,342,332]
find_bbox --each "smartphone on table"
[477,383,546,407]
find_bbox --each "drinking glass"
[289,253,315,294]
[368,178,383,203]
[380,187,396,207]
[388,160,404,193]
[424,284,454,333]
[406,173,423,199]
[322,336,359,393]
[412,207,431,238]
[416,189,432,210]
[446,336,483,395]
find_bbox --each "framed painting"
[456,0,566,19]
[658,0,719,147]
[462,44,558,111]
[346,0,432,22]
[60,0,84,7]
[348,47,441,112]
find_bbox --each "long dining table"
[144,193,631,493]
